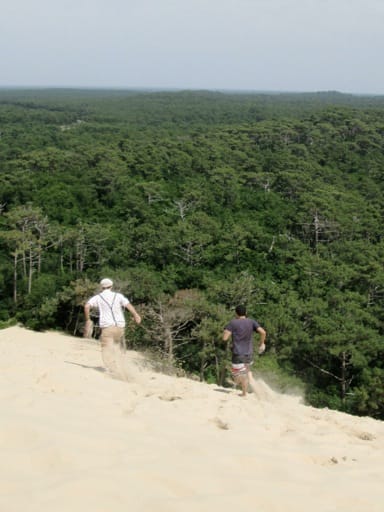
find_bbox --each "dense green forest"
[1,88,384,419]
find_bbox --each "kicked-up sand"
[0,326,383,512]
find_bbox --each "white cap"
[100,278,113,289]
[258,343,266,355]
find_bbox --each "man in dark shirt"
[223,305,266,396]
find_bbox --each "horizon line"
[0,85,383,97]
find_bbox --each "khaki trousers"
[100,326,125,373]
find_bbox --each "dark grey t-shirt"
[224,318,260,359]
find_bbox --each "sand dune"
[0,326,383,512]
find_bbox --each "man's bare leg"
[234,373,249,397]
[248,371,257,391]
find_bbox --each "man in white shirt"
[84,278,141,373]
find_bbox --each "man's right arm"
[223,329,232,341]
[83,302,93,338]
[84,303,91,321]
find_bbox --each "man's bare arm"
[257,326,266,353]
[126,303,141,324]
[223,329,232,341]
[83,303,93,338]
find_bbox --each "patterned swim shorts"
[231,362,248,378]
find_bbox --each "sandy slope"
[0,326,383,512]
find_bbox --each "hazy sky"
[1,0,383,94]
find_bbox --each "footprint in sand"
[212,417,230,430]
[158,395,182,402]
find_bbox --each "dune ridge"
[0,326,383,512]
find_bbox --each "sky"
[1,0,384,94]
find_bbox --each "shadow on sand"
[65,360,106,373]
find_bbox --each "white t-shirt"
[87,289,130,328]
